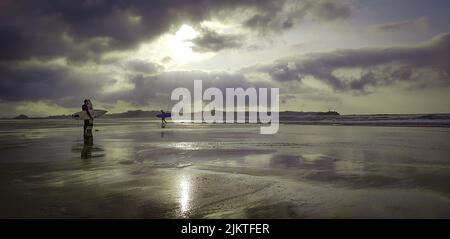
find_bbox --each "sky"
[0,0,450,117]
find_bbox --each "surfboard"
[176,162,193,168]
[156,112,171,118]
[72,109,107,120]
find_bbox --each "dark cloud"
[369,17,429,32]
[0,0,355,62]
[0,0,278,62]
[0,62,112,107]
[268,63,301,82]
[0,59,273,109]
[280,94,296,103]
[126,60,163,74]
[243,0,352,34]
[244,13,276,32]
[191,28,244,52]
[114,70,273,106]
[243,0,298,33]
[312,1,352,21]
[246,33,450,92]
[4,33,449,110]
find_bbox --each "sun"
[110,24,210,70]
[168,24,199,62]
[174,24,198,41]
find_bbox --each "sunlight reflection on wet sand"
[179,174,191,216]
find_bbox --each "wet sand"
[1,119,450,218]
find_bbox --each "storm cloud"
[191,28,244,52]
[1,33,449,111]
[0,0,280,62]
[243,0,352,34]
[248,33,450,92]
[125,60,163,74]
[0,60,273,109]
[112,70,273,106]
[1,0,450,116]
[0,0,355,62]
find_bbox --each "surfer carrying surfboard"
[82,99,94,135]
[160,109,167,128]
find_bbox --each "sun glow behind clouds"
[123,24,213,70]
[168,24,198,62]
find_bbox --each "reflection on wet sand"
[71,133,106,161]
[1,120,450,218]
[81,134,93,160]
[178,174,191,217]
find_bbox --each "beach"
[1,118,450,218]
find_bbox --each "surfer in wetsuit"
[82,99,94,136]
[160,109,167,128]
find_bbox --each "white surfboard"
[72,109,107,120]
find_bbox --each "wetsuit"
[160,111,167,127]
[82,104,93,132]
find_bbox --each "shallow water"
[1,118,450,218]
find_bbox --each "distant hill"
[103,110,160,118]
[13,114,29,119]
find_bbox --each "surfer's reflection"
[81,133,93,160]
